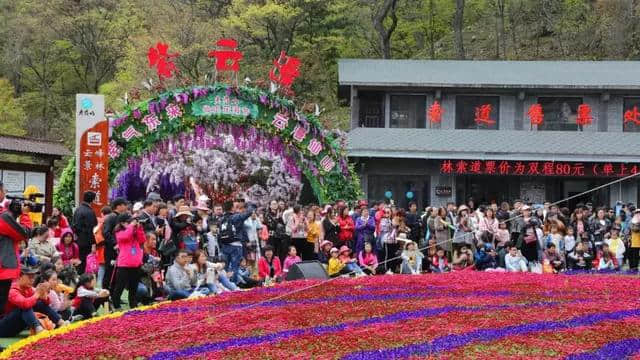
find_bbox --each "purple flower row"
[148,301,565,360]
[341,308,640,360]
[564,338,640,359]
[235,290,514,309]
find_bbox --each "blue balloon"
[384,191,393,199]
[406,191,414,199]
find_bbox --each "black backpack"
[218,214,236,244]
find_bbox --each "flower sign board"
[191,91,259,118]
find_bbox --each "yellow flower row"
[0,301,170,359]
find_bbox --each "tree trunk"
[495,0,506,58]
[428,0,436,59]
[373,0,399,59]
[453,0,465,59]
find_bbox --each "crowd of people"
[0,177,639,344]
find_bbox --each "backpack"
[218,214,236,245]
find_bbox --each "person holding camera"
[218,200,256,284]
[0,198,30,313]
[111,213,145,310]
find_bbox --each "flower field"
[4,272,640,359]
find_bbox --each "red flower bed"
[7,272,640,359]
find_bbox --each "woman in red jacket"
[111,213,145,310]
[258,245,282,282]
[0,205,30,312]
[337,207,355,250]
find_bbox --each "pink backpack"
[85,253,99,274]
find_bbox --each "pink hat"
[320,240,333,249]
[194,201,210,212]
[330,247,339,254]
[339,245,350,255]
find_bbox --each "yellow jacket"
[327,257,344,276]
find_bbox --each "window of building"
[455,96,499,130]
[623,98,640,132]
[358,91,385,128]
[390,95,426,128]
[537,97,582,131]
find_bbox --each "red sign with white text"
[440,160,638,178]
[79,121,109,216]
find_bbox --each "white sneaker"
[386,270,394,275]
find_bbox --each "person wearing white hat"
[132,202,144,215]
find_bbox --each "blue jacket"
[474,249,497,270]
[228,203,257,243]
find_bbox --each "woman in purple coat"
[355,207,376,254]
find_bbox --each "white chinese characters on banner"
[320,155,335,172]
[108,140,122,159]
[272,113,289,130]
[292,124,308,142]
[142,115,162,131]
[122,125,142,141]
[307,139,322,155]
[89,173,102,190]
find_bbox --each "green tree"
[0,78,26,136]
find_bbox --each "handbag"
[32,312,55,334]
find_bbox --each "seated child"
[283,246,302,275]
[401,241,423,275]
[317,240,333,265]
[430,248,450,273]
[338,246,365,276]
[72,274,109,319]
[328,247,350,277]
[358,242,379,275]
[596,243,617,271]
[236,258,261,289]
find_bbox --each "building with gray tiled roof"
[339,59,640,208]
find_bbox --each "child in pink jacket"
[111,213,145,310]
[283,246,302,275]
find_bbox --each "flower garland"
[107,84,362,204]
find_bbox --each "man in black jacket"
[138,199,158,234]
[102,197,128,290]
[72,191,98,274]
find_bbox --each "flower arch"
[105,84,360,206]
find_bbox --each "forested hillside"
[1,0,639,145]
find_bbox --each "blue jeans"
[221,244,243,284]
[218,271,239,291]
[168,289,194,301]
[0,300,60,337]
[97,265,105,289]
[194,286,212,296]
[136,283,150,302]
[345,262,364,275]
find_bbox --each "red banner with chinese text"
[440,160,638,178]
[79,121,109,216]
